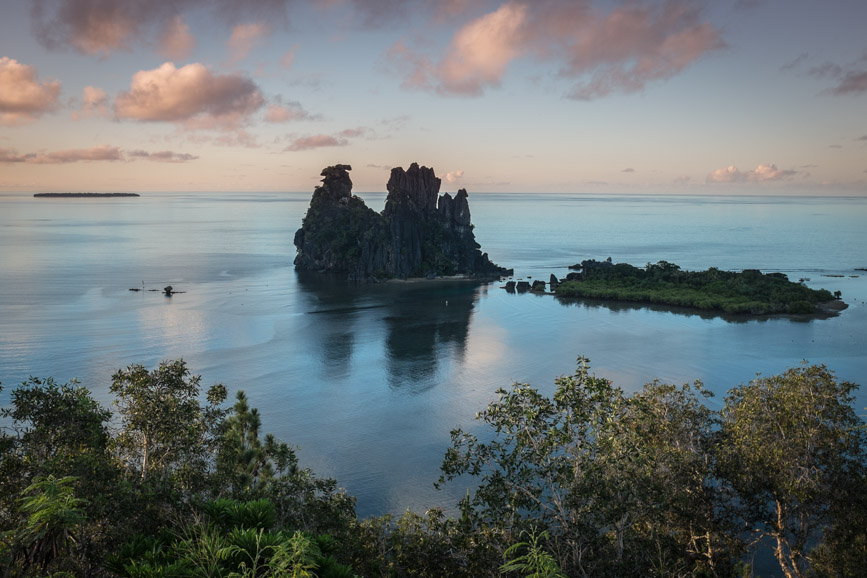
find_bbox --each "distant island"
[294,163,512,281]
[34,192,140,198]
[552,259,843,315]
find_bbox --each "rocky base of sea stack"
[293,163,512,281]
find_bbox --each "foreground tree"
[110,360,227,491]
[718,363,867,578]
[438,358,741,576]
[0,378,124,574]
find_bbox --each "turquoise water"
[1,191,866,517]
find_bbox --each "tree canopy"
[1,358,864,577]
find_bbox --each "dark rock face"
[294,163,511,280]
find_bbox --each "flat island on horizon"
[33,192,140,198]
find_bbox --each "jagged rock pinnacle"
[293,163,511,281]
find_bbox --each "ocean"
[1,191,866,517]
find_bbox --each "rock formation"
[294,163,511,280]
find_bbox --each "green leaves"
[12,475,87,572]
[501,530,567,578]
[111,360,217,490]
[718,363,867,577]
[439,358,867,576]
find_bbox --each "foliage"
[110,359,227,491]
[556,261,836,314]
[351,507,500,577]
[214,391,357,539]
[107,498,354,578]
[4,475,86,575]
[2,358,865,577]
[718,363,867,578]
[0,378,127,575]
[437,357,745,576]
[500,530,566,578]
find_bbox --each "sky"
[1,0,866,194]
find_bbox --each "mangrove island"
[554,259,843,315]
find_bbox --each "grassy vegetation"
[555,260,837,314]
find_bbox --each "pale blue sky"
[1,0,865,194]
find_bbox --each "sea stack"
[293,163,511,281]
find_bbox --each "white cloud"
[706,164,798,183]
[444,170,464,183]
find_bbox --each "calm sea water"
[1,191,866,517]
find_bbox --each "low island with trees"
[553,259,842,315]
[2,357,865,576]
[33,193,140,198]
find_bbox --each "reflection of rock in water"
[296,273,481,388]
[296,272,364,380]
[383,284,478,391]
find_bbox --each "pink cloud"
[264,101,314,123]
[832,70,867,96]
[444,170,464,183]
[543,1,724,99]
[337,127,370,138]
[0,145,122,164]
[228,22,271,64]
[128,150,199,162]
[706,164,798,183]
[114,62,264,126]
[1,145,198,163]
[0,148,33,163]
[159,15,196,60]
[30,0,293,57]
[31,0,142,55]
[73,85,109,118]
[280,46,297,70]
[0,58,61,126]
[284,134,347,152]
[389,0,723,99]
[435,2,528,95]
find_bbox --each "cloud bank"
[30,0,292,57]
[0,145,197,163]
[390,0,723,98]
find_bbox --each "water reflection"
[550,295,842,324]
[296,273,368,380]
[296,273,480,391]
[383,283,477,391]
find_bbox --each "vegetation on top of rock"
[293,163,511,281]
[555,259,839,314]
